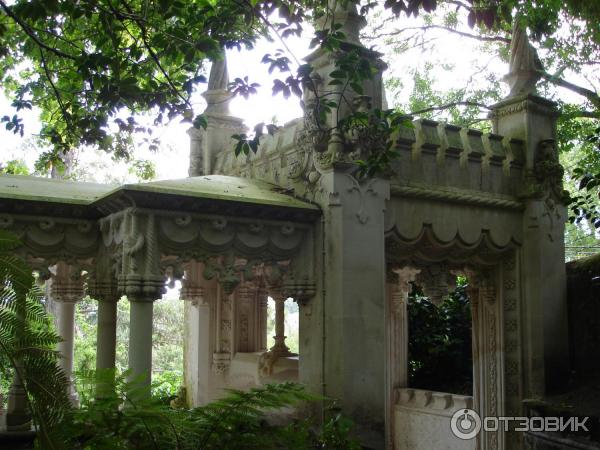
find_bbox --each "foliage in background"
[0,230,71,447]
[0,158,30,175]
[408,278,473,395]
[74,293,184,400]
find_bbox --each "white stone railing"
[394,388,476,450]
[226,352,299,391]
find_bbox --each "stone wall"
[566,254,600,379]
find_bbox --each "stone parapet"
[211,116,526,200]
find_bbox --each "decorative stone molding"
[415,265,455,305]
[87,279,118,303]
[212,352,231,374]
[180,285,205,306]
[0,214,100,263]
[282,274,316,307]
[396,388,473,412]
[390,185,523,211]
[156,211,308,259]
[50,264,85,303]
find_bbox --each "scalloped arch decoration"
[385,197,523,250]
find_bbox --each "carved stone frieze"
[157,212,307,258]
[0,214,100,262]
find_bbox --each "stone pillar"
[127,293,157,390]
[270,292,292,356]
[96,297,118,371]
[491,94,568,394]
[235,284,255,353]
[88,279,120,372]
[386,266,419,449]
[389,267,420,390]
[257,288,268,351]
[51,263,84,406]
[181,261,215,406]
[314,171,389,448]
[6,347,29,431]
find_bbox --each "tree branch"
[365,24,510,43]
[562,110,600,119]
[540,71,600,109]
[38,48,71,127]
[0,0,76,60]
[409,100,492,116]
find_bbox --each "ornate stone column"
[236,284,255,353]
[386,266,419,450]
[270,292,292,356]
[119,210,166,391]
[465,268,481,410]
[389,267,420,391]
[465,268,503,450]
[257,287,268,351]
[51,263,85,406]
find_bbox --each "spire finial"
[208,52,229,91]
[503,19,544,97]
[203,50,233,114]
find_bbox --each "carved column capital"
[180,285,205,306]
[50,264,85,304]
[282,274,316,306]
[395,267,420,294]
[212,352,231,374]
[119,274,165,302]
[416,265,455,306]
[88,279,119,303]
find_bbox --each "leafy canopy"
[0,0,257,160]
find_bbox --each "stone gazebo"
[0,175,318,410]
[1,6,570,450]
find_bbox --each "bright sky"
[0,5,593,183]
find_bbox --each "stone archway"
[384,229,519,450]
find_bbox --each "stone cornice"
[489,94,559,119]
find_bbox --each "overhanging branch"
[0,0,76,60]
[365,24,510,43]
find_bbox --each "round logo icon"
[451,408,482,440]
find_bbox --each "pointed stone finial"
[326,0,366,45]
[203,51,233,115]
[208,54,229,91]
[503,19,544,97]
